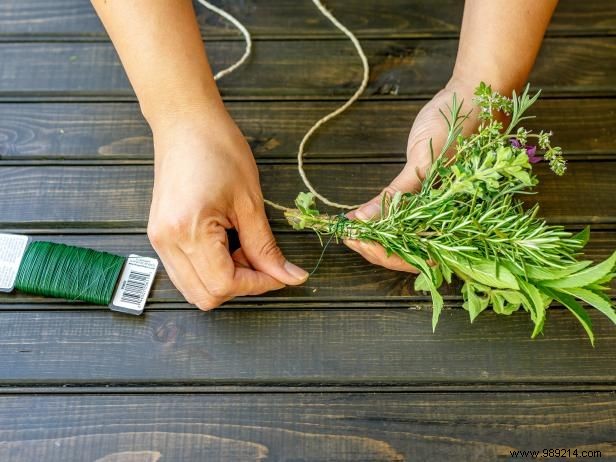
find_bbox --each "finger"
[182,225,285,299]
[233,266,286,296]
[156,245,223,310]
[237,203,308,286]
[344,239,419,273]
[231,248,252,268]
[354,164,423,221]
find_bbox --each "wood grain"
[0,162,613,228]
[1,99,614,161]
[1,308,616,384]
[0,232,614,304]
[1,0,614,38]
[1,38,615,98]
[0,393,615,461]
[1,0,615,456]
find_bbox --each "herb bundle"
[285,83,616,344]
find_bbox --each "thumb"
[238,203,309,285]
[352,164,423,221]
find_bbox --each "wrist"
[140,83,227,134]
[448,66,521,98]
[148,99,234,141]
[149,104,248,164]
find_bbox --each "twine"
[197,0,369,210]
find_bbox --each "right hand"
[147,105,308,310]
[345,79,481,272]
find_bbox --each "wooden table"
[0,1,615,460]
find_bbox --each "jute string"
[10,1,365,304]
[197,0,369,210]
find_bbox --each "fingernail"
[355,203,381,221]
[284,260,309,281]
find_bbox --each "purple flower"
[510,138,522,149]
[525,145,541,164]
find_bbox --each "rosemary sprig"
[285,82,616,344]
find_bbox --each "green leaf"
[499,290,524,305]
[510,170,532,186]
[440,262,453,284]
[560,287,616,326]
[571,226,590,247]
[400,253,434,283]
[430,287,444,333]
[491,292,505,313]
[525,260,593,281]
[414,273,430,292]
[491,289,525,317]
[433,251,453,284]
[518,279,547,338]
[389,190,402,211]
[595,272,616,286]
[402,253,443,333]
[462,283,489,322]
[295,192,318,216]
[542,251,616,289]
[450,260,519,290]
[543,287,595,346]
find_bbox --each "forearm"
[451,0,558,95]
[91,0,224,129]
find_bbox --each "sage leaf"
[543,251,616,289]
[543,287,595,346]
[560,287,616,326]
[463,283,489,322]
[451,260,519,290]
[525,260,593,281]
[518,279,547,338]
[414,273,430,293]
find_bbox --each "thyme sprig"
[285,83,616,344]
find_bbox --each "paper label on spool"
[0,233,30,292]
[110,254,159,315]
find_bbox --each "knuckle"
[195,297,220,311]
[180,290,196,305]
[382,185,401,197]
[257,237,283,260]
[165,214,192,236]
[148,214,192,243]
[208,278,234,298]
[147,223,165,247]
[237,193,262,215]
[197,214,222,235]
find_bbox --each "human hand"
[344,79,481,272]
[147,107,308,310]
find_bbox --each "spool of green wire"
[14,241,127,305]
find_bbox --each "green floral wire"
[309,213,349,275]
[14,241,126,305]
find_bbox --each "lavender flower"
[511,138,541,164]
[525,145,541,164]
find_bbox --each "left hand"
[344,80,480,272]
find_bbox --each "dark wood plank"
[1,0,613,38]
[1,99,614,161]
[0,393,614,461]
[1,231,614,304]
[0,162,613,228]
[1,38,615,98]
[1,308,616,384]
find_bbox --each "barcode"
[120,270,150,306]
[110,255,158,315]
